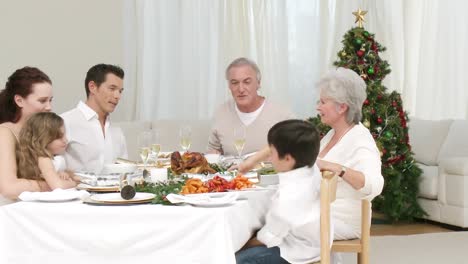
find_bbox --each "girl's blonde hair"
[16,112,65,180]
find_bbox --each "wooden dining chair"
[318,171,371,264]
[318,170,338,264]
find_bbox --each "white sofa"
[114,120,212,161]
[409,118,468,227]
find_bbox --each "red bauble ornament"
[357,50,365,57]
[392,101,397,107]
[374,65,380,74]
[401,119,407,127]
[377,117,383,124]
[371,43,378,51]
[371,108,376,114]
[377,94,383,100]
[364,99,369,105]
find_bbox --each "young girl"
[16,112,78,190]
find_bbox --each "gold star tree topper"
[352,8,368,28]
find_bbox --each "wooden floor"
[371,221,453,236]
[370,212,456,236]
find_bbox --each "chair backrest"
[319,171,338,264]
[319,171,372,264]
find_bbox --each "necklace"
[319,124,355,158]
[334,124,354,144]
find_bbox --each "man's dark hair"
[267,119,320,169]
[84,64,124,98]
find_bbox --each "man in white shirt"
[61,64,128,173]
[236,119,323,264]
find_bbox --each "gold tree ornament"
[352,8,368,28]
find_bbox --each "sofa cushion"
[417,163,439,199]
[114,121,152,161]
[444,171,468,207]
[152,120,212,153]
[438,120,468,161]
[408,118,452,166]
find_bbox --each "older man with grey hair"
[207,57,295,157]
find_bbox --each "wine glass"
[138,131,152,177]
[179,125,192,152]
[233,126,246,162]
[150,129,161,166]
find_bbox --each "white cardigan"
[320,123,384,237]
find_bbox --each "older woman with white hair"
[315,67,383,240]
[238,67,384,240]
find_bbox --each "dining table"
[0,189,275,264]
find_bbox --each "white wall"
[0,0,124,118]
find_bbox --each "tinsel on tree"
[309,9,425,222]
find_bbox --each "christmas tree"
[309,9,425,221]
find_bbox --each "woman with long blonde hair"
[17,112,77,189]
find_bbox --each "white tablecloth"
[0,190,273,264]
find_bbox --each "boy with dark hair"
[236,119,322,264]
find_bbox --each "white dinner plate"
[227,185,274,192]
[35,192,82,202]
[188,192,238,207]
[185,192,228,198]
[76,184,119,193]
[90,192,156,204]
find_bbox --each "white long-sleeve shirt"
[320,123,384,238]
[257,165,322,264]
[61,101,128,173]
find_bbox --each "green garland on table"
[209,163,230,173]
[135,178,187,205]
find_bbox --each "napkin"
[166,192,238,206]
[19,188,90,202]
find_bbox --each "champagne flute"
[138,131,152,178]
[233,126,246,162]
[179,125,192,152]
[150,129,161,166]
